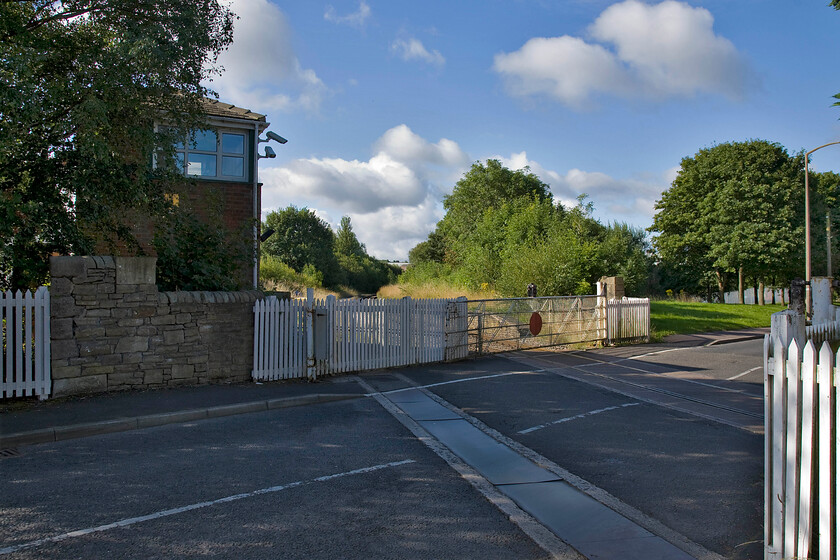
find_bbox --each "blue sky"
[208,0,840,260]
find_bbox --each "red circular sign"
[529,312,543,336]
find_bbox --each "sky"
[207,0,840,261]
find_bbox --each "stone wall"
[50,256,263,398]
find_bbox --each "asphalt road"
[0,397,550,560]
[0,338,766,559]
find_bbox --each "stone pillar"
[811,276,834,324]
[598,276,625,300]
[770,309,806,356]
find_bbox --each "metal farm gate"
[464,296,606,354]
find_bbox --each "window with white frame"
[163,127,249,181]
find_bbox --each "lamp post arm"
[803,140,840,314]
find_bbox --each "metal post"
[804,141,840,315]
[477,313,484,354]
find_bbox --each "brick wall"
[108,179,257,284]
[49,256,264,398]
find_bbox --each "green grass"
[651,300,785,340]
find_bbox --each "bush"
[259,255,323,292]
[154,207,251,291]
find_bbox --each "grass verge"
[651,300,785,340]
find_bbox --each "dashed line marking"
[0,460,415,556]
[518,403,641,434]
[726,366,762,381]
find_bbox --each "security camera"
[266,131,287,144]
[259,227,276,242]
[264,146,276,158]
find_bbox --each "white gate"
[2,287,51,400]
[606,297,650,344]
[253,293,467,381]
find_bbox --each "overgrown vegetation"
[154,200,253,292]
[403,160,651,297]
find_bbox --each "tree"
[408,229,446,264]
[154,204,252,292]
[334,216,366,258]
[812,171,840,277]
[438,159,552,259]
[0,1,235,290]
[650,140,804,302]
[261,207,340,285]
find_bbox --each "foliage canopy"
[408,160,650,297]
[0,0,235,290]
[650,140,805,300]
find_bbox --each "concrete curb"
[703,333,767,346]
[1,393,363,448]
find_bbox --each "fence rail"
[765,335,839,560]
[2,287,51,400]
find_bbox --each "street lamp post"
[804,141,840,314]
[805,141,840,280]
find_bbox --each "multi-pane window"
[165,128,248,181]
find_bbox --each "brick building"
[142,99,274,288]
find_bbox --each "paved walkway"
[0,378,365,447]
[371,385,694,560]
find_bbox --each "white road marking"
[572,351,758,395]
[518,403,641,434]
[726,366,762,381]
[627,348,684,360]
[0,460,415,556]
[365,370,545,397]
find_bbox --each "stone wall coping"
[161,290,265,304]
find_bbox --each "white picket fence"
[764,335,839,560]
[2,287,51,399]
[253,294,466,381]
[806,319,840,348]
[606,297,650,344]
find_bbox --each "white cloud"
[496,151,670,226]
[260,125,469,258]
[263,154,427,213]
[494,37,632,109]
[324,1,371,28]
[346,196,444,258]
[375,124,467,167]
[493,0,754,108]
[391,38,446,67]
[212,0,328,115]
